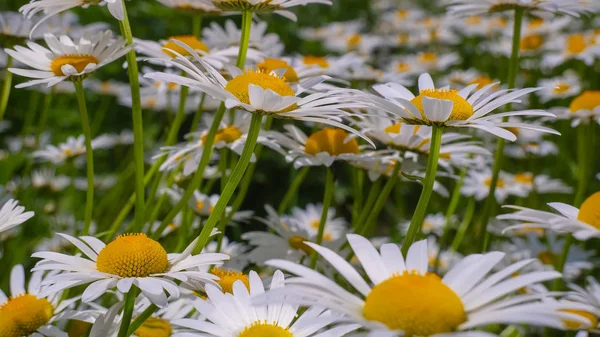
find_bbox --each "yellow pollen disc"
[520,35,544,51]
[303,56,329,68]
[50,54,99,76]
[468,76,495,89]
[196,200,205,211]
[347,34,362,47]
[395,62,410,73]
[363,272,466,336]
[134,317,172,337]
[237,322,292,337]
[553,82,571,94]
[577,191,600,229]
[410,89,474,121]
[397,33,409,44]
[514,173,533,185]
[0,294,54,337]
[537,251,555,265]
[396,9,408,19]
[96,233,169,278]
[569,91,600,113]
[418,52,437,64]
[466,16,482,26]
[224,70,296,111]
[561,310,598,330]
[323,233,333,241]
[304,128,360,156]
[288,235,314,255]
[257,58,299,83]
[203,125,242,145]
[210,268,250,294]
[162,35,209,58]
[63,148,73,157]
[528,18,544,29]
[484,177,505,188]
[566,34,587,55]
[310,220,320,229]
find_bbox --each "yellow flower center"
[50,54,99,76]
[418,52,437,64]
[63,148,74,157]
[224,70,296,111]
[203,125,242,145]
[257,58,299,83]
[484,177,505,188]
[347,34,362,47]
[537,251,555,265]
[304,128,360,156]
[561,310,598,330]
[520,35,544,51]
[410,89,474,121]
[134,317,172,337]
[237,322,292,337]
[96,233,169,278]
[162,35,209,58]
[310,220,320,229]
[466,16,482,26]
[569,91,600,113]
[363,272,466,336]
[396,9,408,19]
[395,62,410,73]
[302,56,329,68]
[0,294,54,337]
[196,200,205,211]
[553,82,571,94]
[210,268,250,294]
[577,191,600,229]
[566,34,587,55]
[468,76,495,89]
[514,173,533,185]
[288,235,314,255]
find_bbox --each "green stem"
[190,93,206,132]
[401,125,443,255]
[0,56,13,122]
[119,1,146,233]
[192,14,203,38]
[351,168,364,225]
[22,91,38,135]
[551,234,573,291]
[36,91,54,146]
[74,81,95,236]
[91,96,111,136]
[360,162,401,236]
[117,290,136,337]
[236,10,253,69]
[451,198,475,252]
[353,178,383,232]
[434,168,466,271]
[127,305,159,336]
[219,148,229,191]
[191,113,263,254]
[278,167,310,214]
[309,167,335,269]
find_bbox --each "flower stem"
[351,167,364,224]
[309,167,335,269]
[36,89,54,146]
[74,81,95,236]
[451,197,475,252]
[353,178,382,232]
[127,304,159,336]
[117,290,136,337]
[192,113,263,254]
[236,10,253,69]
[277,166,310,214]
[192,14,203,38]
[435,167,467,269]
[190,93,206,131]
[0,55,13,122]
[360,162,401,236]
[119,0,146,233]
[401,125,443,255]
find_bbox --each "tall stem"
[451,197,475,252]
[192,14,203,38]
[309,167,335,269]
[191,113,263,254]
[119,0,146,233]
[360,162,401,236]
[353,178,382,231]
[117,290,136,337]
[190,93,206,132]
[127,305,159,336]
[0,56,13,122]
[278,166,310,214]
[36,90,54,146]
[351,168,364,225]
[401,125,443,255]
[236,10,253,69]
[74,81,95,236]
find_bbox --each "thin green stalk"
[309,167,335,269]
[278,167,310,214]
[360,162,401,236]
[145,169,179,234]
[22,91,39,135]
[91,96,111,136]
[353,178,383,231]
[451,198,475,252]
[190,93,206,131]
[401,125,443,255]
[127,305,159,336]
[192,14,203,38]
[351,168,364,225]
[551,234,573,291]
[0,56,13,121]
[36,90,54,146]
[191,113,263,254]
[236,10,253,69]
[74,81,95,236]
[219,148,229,191]
[117,290,136,337]
[119,1,146,233]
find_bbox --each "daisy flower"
[0,11,45,45]
[324,33,384,56]
[442,70,501,90]
[32,233,230,307]
[195,0,332,21]
[288,203,348,241]
[264,235,592,336]
[498,191,600,241]
[567,277,600,336]
[203,19,285,58]
[144,43,372,139]
[543,32,600,68]
[203,236,249,270]
[0,264,97,337]
[461,169,525,203]
[156,0,221,13]
[33,134,113,164]
[0,198,34,234]
[5,31,131,88]
[389,52,460,78]
[370,73,558,141]
[399,212,453,237]
[537,71,581,103]
[553,91,600,127]
[445,0,593,17]
[174,270,360,337]
[504,127,558,158]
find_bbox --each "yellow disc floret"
[304,128,360,156]
[520,35,544,51]
[561,309,598,330]
[303,56,329,68]
[288,235,314,255]
[410,89,474,121]
[50,54,99,76]
[96,233,169,278]
[468,76,495,89]
[134,317,173,337]
[210,268,250,294]
[569,91,600,113]
[238,322,293,337]
[163,35,209,58]
[363,272,466,336]
[566,34,587,55]
[257,58,299,83]
[0,294,54,337]
[225,70,296,112]
[203,125,242,145]
[578,191,600,229]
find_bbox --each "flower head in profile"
[0,12,45,47]
[0,199,34,234]
[264,235,594,336]
[203,19,284,57]
[156,0,221,13]
[195,0,332,21]
[445,0,596,17]
[32,233,229,307]
[552,90,600,127]
[5,31,131,87]
[371,73,558,141]
[537,71,581,103]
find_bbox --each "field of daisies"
[2,0,600,336]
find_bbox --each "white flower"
[32,233,229,307]
[288,203,348,241]
[0,199,34,234]
[445,0,595,17]
[195,0,332,21]
[552,90,600,127]
[538,71,582,103]
[5,31,131,87]
[203,19,284,57]
[389,52,460,78]
[33,134,111,164]
[461,169,524,203]
[0,11,46,42]
[174,270,360,336]
[399,212,451,237]
[264,235,591,336]
[370,73,558,141]
[156,0,221,12]
[542,32,600,68]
